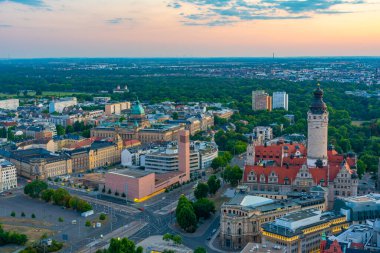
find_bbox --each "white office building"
[272,92,288,111]
[49,97,77,113]
[0,99,19,110]
[0,159,17,193]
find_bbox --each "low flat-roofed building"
[334,194,380,223]
[262,209,348,253]
[220,192,326,250]
[0,159,17,193]
[103,168,187,201]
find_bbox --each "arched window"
[227,227,231,235]
[238,228,242,235]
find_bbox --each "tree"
[52,188,70,206]
[10,211,15,217]
[194,247,207,253]
[69,196,80,209]
[56,125,65,136]
[177,205,197,233]
[162,233,171,242]
[172,235,182,245]
[21,212,25,217]
[172,112,179,120]
[82,129,91,138]
[41,189,55,202]
[108,237,139,253]
[24,180,48,198]
[207,175,221,195]
[58,217,64,222]
[0,224,28,246]
[176,195,197,233]
[222,165,243,187]
[85,220,91,227]
[99,213,107,221]
[357,159,366,178]
[76,199,93,212]
[193,198,215,219]
[176,195,192,217]
[210,156,226,171]
[194,183,209,199]
[31,214,36,219]
[66,125,74,134]
[36,89,43,96]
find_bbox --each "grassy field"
[2,224,55,244]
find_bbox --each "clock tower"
[307,84,329,167]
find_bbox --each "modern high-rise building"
[272,91,288,111]
[252,90,272,111]
[307,85,329,167]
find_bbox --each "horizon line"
[1,56,380,61]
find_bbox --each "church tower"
[307,84,329,167]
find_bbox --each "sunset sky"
[0,0,379,58]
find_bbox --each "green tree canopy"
[194,183,209,200]
[24,180,48,198]
[222,165,243,187]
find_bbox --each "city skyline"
[0,0,379,58]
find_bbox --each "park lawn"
[2,224,55,244]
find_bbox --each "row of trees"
[194,175,221,199]
[24,180,92,213]
[20,240,63,253]
[0,224,28,246]
[56,122,93,138]
[95,237,143,253]
[214,131,248,155]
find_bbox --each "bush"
[99,213,107,221]
[0,224,28,246]
[31,214,36,219]
[10,211,15,217]
[85,220,91,227]
[58,217,64,222]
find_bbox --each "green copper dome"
[131,101,145,115]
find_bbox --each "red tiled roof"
[0,122,17,127]
[244,165,300,184]
[309,168,328,186]
[68,138,96,149]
